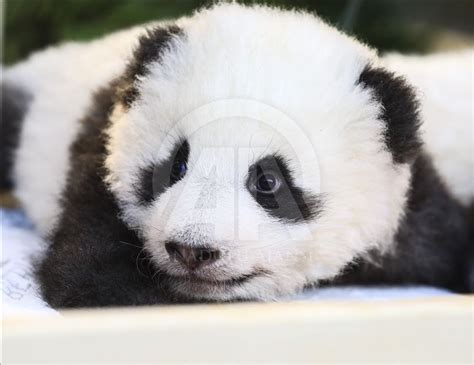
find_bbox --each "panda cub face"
[105,5,419,301]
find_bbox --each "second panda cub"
[2,3,473,307]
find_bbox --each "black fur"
[466,201,474,291]
[35,82,192,308]
[246,155,322,223]
[117,25,182,107]
[328,153,473,293]
[358,65,423,164]
[136,139,189,204]
[0,82,32,190]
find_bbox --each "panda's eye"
[255,170,281,195]
[171,161,187,182]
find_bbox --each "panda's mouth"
[162,268,273,301]
[169,271,261,287]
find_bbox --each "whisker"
[256,135,275,162]
[152,269,164,281]
[119,240,142,249]
[150,224,165,234]
[135,247,150,278]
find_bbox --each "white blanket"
[1,208,453,317]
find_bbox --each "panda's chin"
[166,271,262,301]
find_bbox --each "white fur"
[4,3,470,300]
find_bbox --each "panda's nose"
[165,241,220,271]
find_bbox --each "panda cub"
[1,4,472,307]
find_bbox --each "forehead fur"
[140,3,376,122]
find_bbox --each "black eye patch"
[136,140,189,204]
[246,155,322,223]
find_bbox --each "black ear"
[358,65,422,164]
[117,25,183,107]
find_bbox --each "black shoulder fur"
[35,81,208,307]
[329,153,473,293]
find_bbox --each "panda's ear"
[116,25,183,107]
[358,65,423,164]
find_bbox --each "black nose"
[165,241,220,271]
